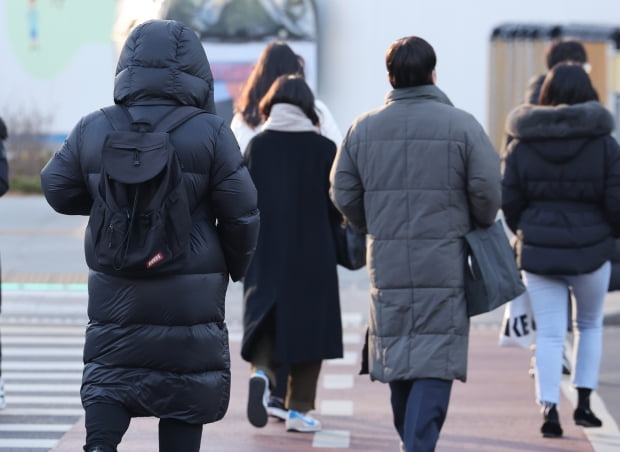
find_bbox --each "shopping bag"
[498,290,536,348]
[464,219,525,316]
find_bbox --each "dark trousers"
[250,330,321,413]
[84,403,203,452]
[249,309,322,412]
[251,334,322,413]
[389,378,453,452]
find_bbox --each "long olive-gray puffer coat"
[330,85,501,383]
[40,20,259,424]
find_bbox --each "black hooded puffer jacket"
[503,101,620,276]
[40,20,259,424]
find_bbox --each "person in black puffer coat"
[40,20,260,452]
[503,63,620,439]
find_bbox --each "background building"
[0,0,618,145]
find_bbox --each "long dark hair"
[259,75,319,125]
[538,63,598,106]
[235,42,304,128]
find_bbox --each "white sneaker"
[0,376,6,409]
[286,409,321,432]
[247,370,269,428]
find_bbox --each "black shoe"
[541,404,563,438]
[267,396,288,421]
[574,408,603,427]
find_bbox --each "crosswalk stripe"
[0,439,59,448]
[2,289,87,298]
[322,374,354,389]
[3,347,83,357]
[312,429,351,448]
[3,372,82,381]
[341,312,364,328]
[1,408,83,416]
[320,400,354,416]
[0,326,85,335]
[3,336,84,345]
[5,395,81,405]
[6,383,79,392]
[0,424,74,432]
[2,303,86,315]
[342,333,362,344]
[2,362,83,371]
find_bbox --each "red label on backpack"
[146,252,164,269]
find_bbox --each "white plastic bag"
[498,290,536,348]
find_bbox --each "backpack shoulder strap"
[154,106,207,133]
[100,105,133,131]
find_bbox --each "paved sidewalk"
[51,322,606,451]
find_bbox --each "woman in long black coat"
[241,75,343,433]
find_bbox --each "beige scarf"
[262,103,319,133]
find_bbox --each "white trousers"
[524,261,609,405]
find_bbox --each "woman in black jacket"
[40,20,259,452]
[241,75,343,433]
[502,63,620,439]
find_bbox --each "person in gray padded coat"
[330,36,501,452]
[40,20,259,452]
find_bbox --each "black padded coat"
[503,101,620,276]
[40,20,260,424]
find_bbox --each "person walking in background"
[232,39,342,421]
[524,38,588,105]
[0,117,9,410]
[241,74,343,433]
[330,36,501,452]
[40,19,259,452]
[231,41,342,153]
[512,38,590,378]
[502,63,620,438]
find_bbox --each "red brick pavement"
[52,326,593,452]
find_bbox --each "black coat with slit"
[241,129,343,364]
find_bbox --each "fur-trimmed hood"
[506,101,615,163]
[506,101,614,141]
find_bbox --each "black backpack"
[88,105,204,274]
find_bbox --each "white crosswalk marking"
[4,347,83,357]
[2,336,84,345]
[4,396,81,405]
[0,425,74,432]
[2,361,83,371]
[2,372,81,381]
[0,439,59,449]
[0,292,86,451]
[6,384,79,393]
